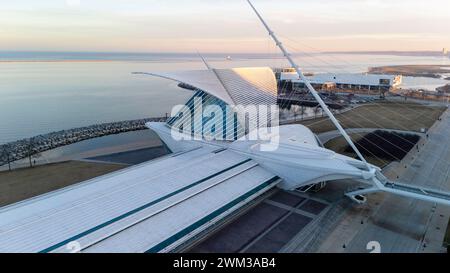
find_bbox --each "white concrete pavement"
[316,108,450,253]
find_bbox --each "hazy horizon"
[1,0,450,53]
[0,50,447,54]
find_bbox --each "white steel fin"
[246,0,370,169]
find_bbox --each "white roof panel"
[136,70,234,105]
[0,147,278,253]
[281,72,399,86]
[136,67,278,106]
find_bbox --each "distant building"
[443,48,448,55]
[275,68,402,92]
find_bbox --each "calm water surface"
[0,52,449,144]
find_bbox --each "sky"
[0,0,449,53]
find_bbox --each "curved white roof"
[136,67,279,138]
[136,67,278,106]
[135,70,234,105]
[0,146,279,253]
[214,67,278,106]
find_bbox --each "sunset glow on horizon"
[1,0,449,53]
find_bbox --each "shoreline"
[437,84,450,93]
[0,60,116,63]
[368,65,450,79]
[0,130,165,172]
[0,117,166,168]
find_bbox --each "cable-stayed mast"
[197,51,212,70]
[246,0,371,169]
[246,0,450,207]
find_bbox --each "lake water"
[1,52,449,144]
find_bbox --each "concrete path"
[316,108,450,253]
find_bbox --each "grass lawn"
[296,101,446,134]
[0,161,126,207]
[323,133,391,168]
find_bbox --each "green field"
[309,101,445,168]
[324,133,394,168]
[297,101,446,134]
[0,161,125,207]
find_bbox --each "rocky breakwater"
[0,117,166,167]
[437,84,450,94]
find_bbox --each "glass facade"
[167,90,244,141]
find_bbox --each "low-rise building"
[275,69,402,92]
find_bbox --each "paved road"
[316,108,450,253]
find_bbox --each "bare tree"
[1,145,12,171]
[28,138,34,168]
